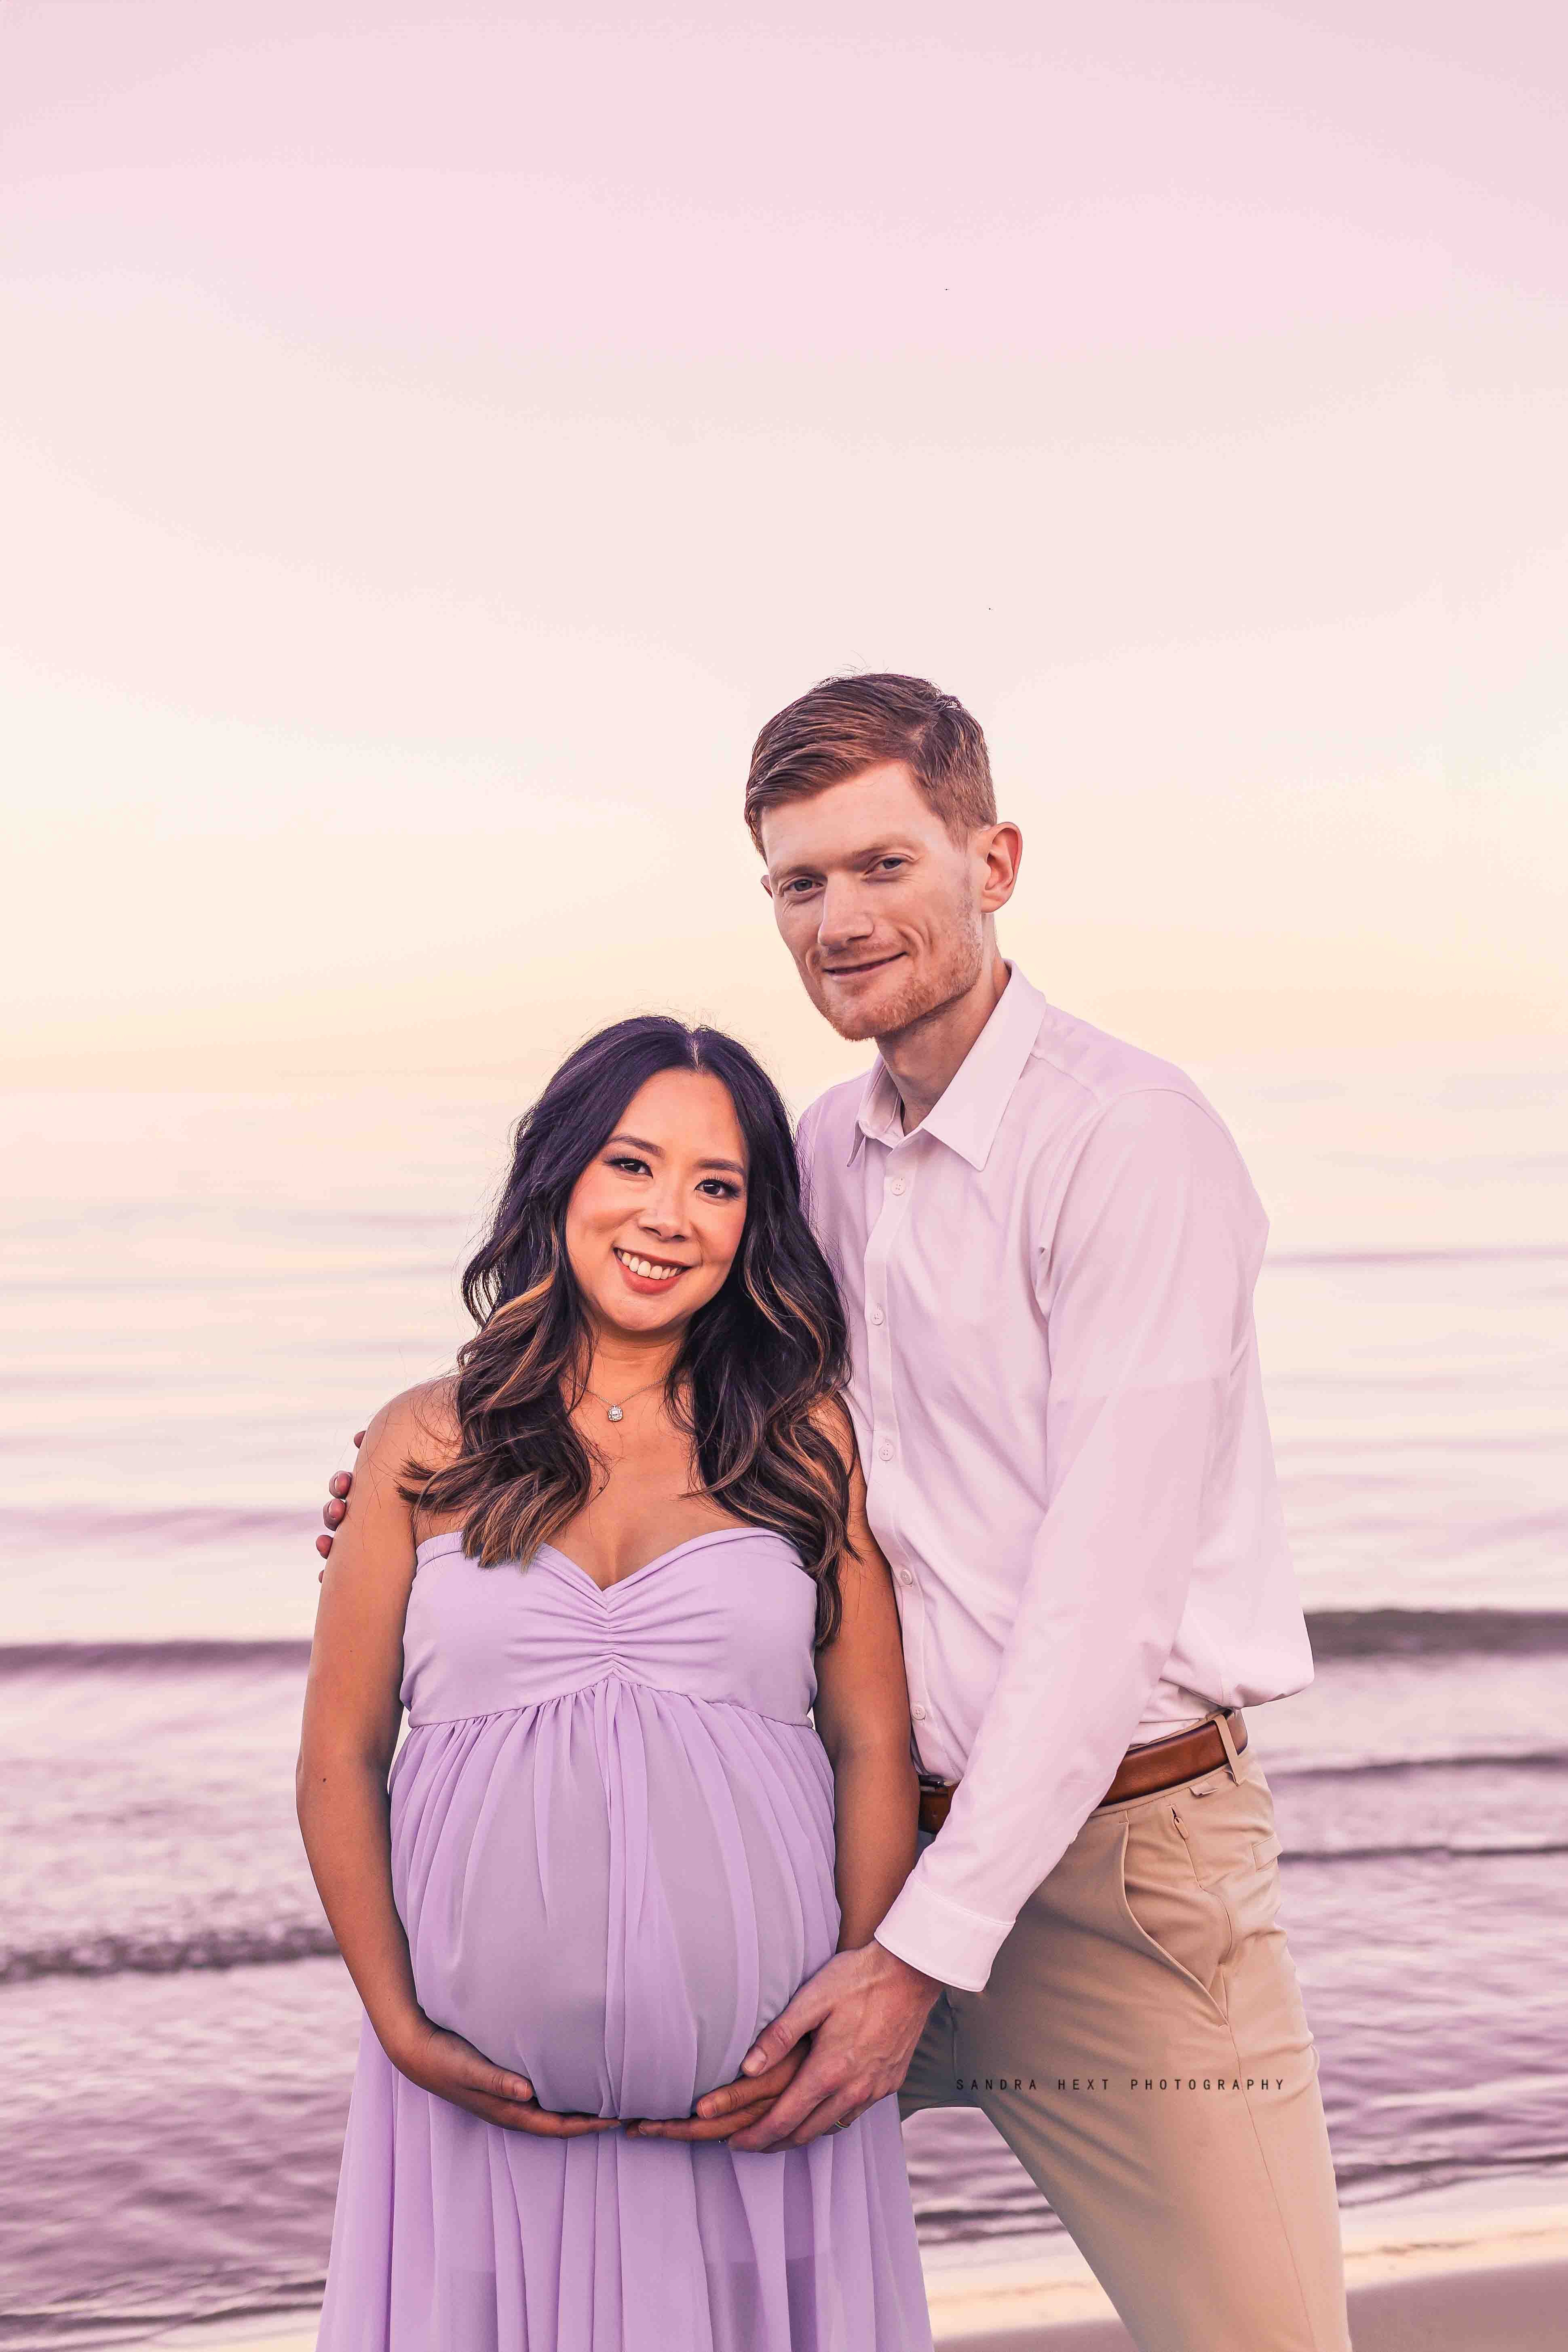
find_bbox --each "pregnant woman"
[297,1015,933,2351]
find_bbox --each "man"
[321,673,1349,2351]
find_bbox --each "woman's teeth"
[615,1249,682,1282]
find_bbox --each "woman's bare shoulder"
[359,1376,462,1477]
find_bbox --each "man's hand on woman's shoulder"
[317,1429,365,1567]
[315,1380,457,1579]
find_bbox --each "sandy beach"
[142,2182,1568,2352]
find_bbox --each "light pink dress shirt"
[797,965,1314,1992]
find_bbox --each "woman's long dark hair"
[402,1017,852,1641]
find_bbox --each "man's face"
[759,762,990,1043]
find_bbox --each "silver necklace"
[580,1372,665,1424]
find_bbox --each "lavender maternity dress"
[315,1524,932,2351]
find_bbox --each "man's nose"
[817,877,874,949]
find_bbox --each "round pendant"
[606,1404,624,1422]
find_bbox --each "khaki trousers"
[898,1745,1351,2352]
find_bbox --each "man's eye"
[874,858,906,875]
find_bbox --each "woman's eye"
[607,1155,650,1176]
[699,1179,742,1200]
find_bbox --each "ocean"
[2,1060,1565,2346]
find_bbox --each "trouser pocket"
[1174,1764,1290,1990]
[1116,1799,1232,2019]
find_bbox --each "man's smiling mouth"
[614,1247,686,1283]
[820,951,904,978]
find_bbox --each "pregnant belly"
[390,1679,839,2120]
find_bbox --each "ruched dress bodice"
[390,1526,839,2122]
[401,1525,820,1724]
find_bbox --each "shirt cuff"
[874,1874,1015,1993]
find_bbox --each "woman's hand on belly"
[387,2014,618,2139]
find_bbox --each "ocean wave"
[1273,1746,1568,1779]
[3,1607,1566,1678]
[0,1921,339,1986]
[0,1639,311,1675]
[1304,1607,1568,1658]
[1284,1838,1568,1865]
[8,1824,1565,1993]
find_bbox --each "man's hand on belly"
[621,2044,807,2142]
[700,1943,941,2152]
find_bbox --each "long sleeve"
[873,1087,1263,1991]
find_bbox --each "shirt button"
[878,1439,894,1461]
[911,1704,927,1721]
[898,1567,914,1586]
[869,1306,885,1326]
[890,1176,907,1196]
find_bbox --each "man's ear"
[759,870,775,897]
[979,821,1023,913]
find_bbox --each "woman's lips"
[613,1245,688,1295]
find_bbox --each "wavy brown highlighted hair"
[401,1017,852,1642]
[744,671,996,850]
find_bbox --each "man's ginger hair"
[744,673,996,850]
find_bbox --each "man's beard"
[812,902,986,1044]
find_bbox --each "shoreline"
[142,2177,1568,2351]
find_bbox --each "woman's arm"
[296,1383,612,2138]
[810,1411,920,1950]
[297,1387,432,2063]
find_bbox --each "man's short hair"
[744,673,996,851]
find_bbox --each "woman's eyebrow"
[608,1133,745,1178]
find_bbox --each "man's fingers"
[773,2093,869,2150]
[632,2092,777,2141]
[740,1986,829,2077]
[728,2046,848,2149]
[695,2050,800,2121]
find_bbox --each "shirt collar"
[848,964,1047,1171]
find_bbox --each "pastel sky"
[4,1,1564,1101]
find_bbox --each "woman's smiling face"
[563,1067,750,1343]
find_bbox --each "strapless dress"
[314,1523,932,2351]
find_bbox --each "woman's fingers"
[628,2095,775,2141]
[478,2061,536,2105]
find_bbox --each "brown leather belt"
[916,1710,1248,1838]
